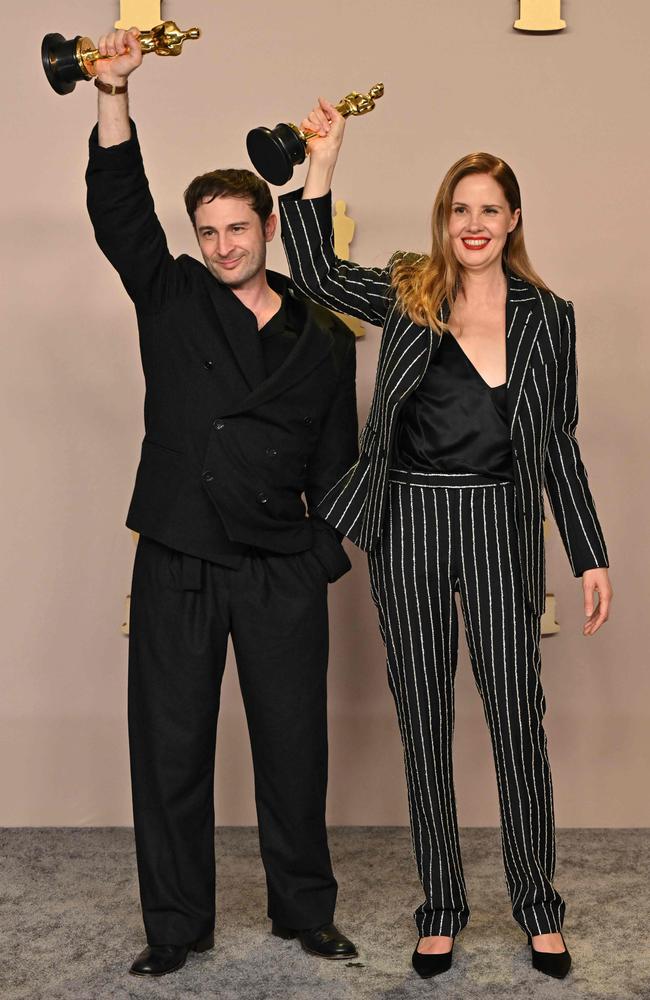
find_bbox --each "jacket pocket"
[143,436,184,456]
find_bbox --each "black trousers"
[368,471,565,939]
[128,536,337,946]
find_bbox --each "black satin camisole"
[394,330,514,480]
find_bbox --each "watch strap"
[94,78,128,96]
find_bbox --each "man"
[85,28,358,977]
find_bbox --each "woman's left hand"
[581,568,612,635]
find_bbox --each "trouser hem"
[268,912,337,931]
[414,910,469,938]
[145,920,215,948]
[514,901,566,937]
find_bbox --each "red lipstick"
[461,237,490,251]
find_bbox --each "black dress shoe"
[527,933,572,979]
[411,938,454,978]
[129,931,214,977]
[272,921,358,959]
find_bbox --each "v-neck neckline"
[444,330,506,391]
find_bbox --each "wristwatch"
[94,78,128,95]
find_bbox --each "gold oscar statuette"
[247,84,385,185]
[41,20,201,95]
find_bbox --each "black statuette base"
[41,34,85,95]
[246,124,307,186]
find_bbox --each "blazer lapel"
[223,289,331,415]
[505,272,543,434]
[202,273,266,391]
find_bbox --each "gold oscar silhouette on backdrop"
[115,0,163,30]
[514,0,566,31]
[541,518,561,635]
[333,200,365,339]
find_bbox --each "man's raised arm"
[86,28,182,312]
[96,27,142,146]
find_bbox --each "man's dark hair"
[183,169,274,228]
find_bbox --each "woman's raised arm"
[279,97,396,326]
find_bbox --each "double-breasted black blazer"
[85,124,358,581]
[279,190,609,614]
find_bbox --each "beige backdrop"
[1,1,648,827]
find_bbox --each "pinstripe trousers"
[368,470,566,939]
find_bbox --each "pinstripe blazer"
[279,190,609,614]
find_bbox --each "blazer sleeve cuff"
[88,118,140,167]
[572,558,610,578]
[279,188,333,230]
[310,515,351,583]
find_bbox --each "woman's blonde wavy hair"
[391,152,549,332]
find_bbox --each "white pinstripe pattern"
[369,476,565,937]
[279,191,609,616]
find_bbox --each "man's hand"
[582,567,612,635]
[95,28,143,88]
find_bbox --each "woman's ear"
[508,207,522,233]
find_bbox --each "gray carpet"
[1,827,648,1000]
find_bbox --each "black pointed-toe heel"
[527,932,571,979]
[411,938,454,978]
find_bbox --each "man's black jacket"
[85,123,358,582]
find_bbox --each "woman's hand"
[582,568,612,635]
[302,97,347,199]
[301,98,346,163]
[95,28,143,87]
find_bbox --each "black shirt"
[259,297,299,376]
[394,330,514,480]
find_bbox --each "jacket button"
[513,448,519,459]
[256,490,269,504]
[202,471,214,483]
[213,420,225,430]
[265,447,278,457]
[303,416,313,425]
[203,360,214,369]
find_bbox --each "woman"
[279,99,612,979]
